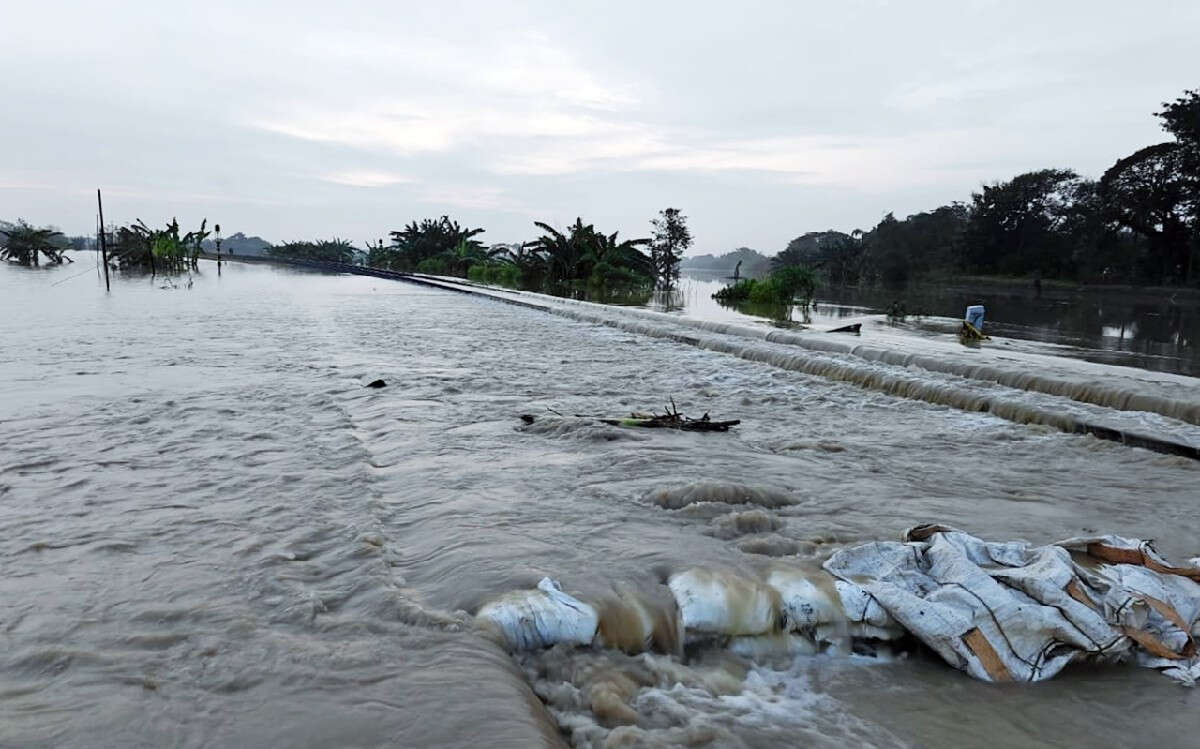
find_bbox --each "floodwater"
[660,273,1199,377]
[2,258,1199,748]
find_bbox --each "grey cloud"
[2,0,1197,253]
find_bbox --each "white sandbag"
[476,577,598,650]
[824,526,1200,685]
[667,569,779,636]
[765,568,842,632]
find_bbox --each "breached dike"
[474,527,1200,686]
[410,275,1200,427]
[393,275,1199,459]
[260,259,1199,430]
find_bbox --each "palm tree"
[385,216,485,271]
[507,243,547,287]
[528,218,596,284]
[0,220,67,266]
[586,231,652,291]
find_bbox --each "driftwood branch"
[599,403,739,432]
[520,402,740,432]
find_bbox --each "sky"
[2,0,1197,254]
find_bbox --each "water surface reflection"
[641,272,1198,375]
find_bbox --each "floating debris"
[520,399,740,432]
[827,323,861,334]
[597,399,739,432]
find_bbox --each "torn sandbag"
[476,577,598,651]
[823,526,1200,685]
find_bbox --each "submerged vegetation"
[0,220,68,266]
[713,265,820,323]
[713,266,818,306]
[111,218,210,273]
[466,261,521,287]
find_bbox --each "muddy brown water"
[2,259,1198,747]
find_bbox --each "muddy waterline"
[2,259,1197,747]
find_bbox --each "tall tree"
[528,218,596,284]
[773,230,852,269]
[1101,90,1200,284]
[1157,88,1200,149]
[963,169,1084,278]
[649,208,692,289]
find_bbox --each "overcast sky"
[3,1,1197,253]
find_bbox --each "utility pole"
[97,189,110,291]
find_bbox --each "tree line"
[287,209,698,296]
[695,88,1200,289]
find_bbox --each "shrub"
[713,267,818,306]
[417,257,450,275]
[467,262,522,288]
[712,279,757,302]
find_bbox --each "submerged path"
[264,258,1200,460]
[4,258,1198,748]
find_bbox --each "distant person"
[1033,271,1042,298]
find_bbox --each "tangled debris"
[519,399,740,432]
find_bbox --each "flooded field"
[661,273,1199,377]
[2,258,1198,747]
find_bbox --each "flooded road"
[2,259,1198,747]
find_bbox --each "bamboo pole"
[97,189,110,291]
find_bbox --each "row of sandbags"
[474,527,1200,685]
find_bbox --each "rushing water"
[2,258,1199,747]
[661,273,1200,377]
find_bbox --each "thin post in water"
[96,188,110,291]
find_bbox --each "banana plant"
[0,220,66,266]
